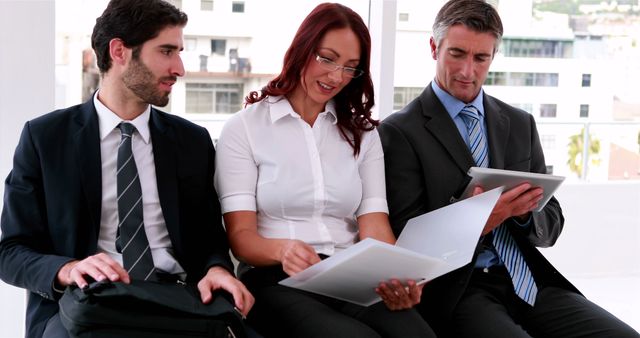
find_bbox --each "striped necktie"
[115,122,157,281]
[459,105,538,306]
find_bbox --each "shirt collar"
[431,80,485,119]
[94,90,151,143]
[267,96,338,125]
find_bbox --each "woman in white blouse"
[214,3,435,338]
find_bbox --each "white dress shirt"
[94,92,185,275]
[214,96,388,256]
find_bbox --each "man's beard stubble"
[122,57,175,107]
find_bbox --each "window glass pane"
[186,83,243,114]
[501,38,573,58]
[511,103,533,114]
[580,104,590,118]
[393,87,422,111]
[540,104,557,118]
[232,1,245,13]
[210,39,226,56]
[167,0,182,9]
[393,92,405,111]
[185,38,197,51]
[541,134,556,149]
[201,0,213,11]
[186,88,213,114]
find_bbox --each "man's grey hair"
[432,0,504,55]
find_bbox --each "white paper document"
[279,188,503,306]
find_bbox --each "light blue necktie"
[460,105,538,306]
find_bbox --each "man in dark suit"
[0,1,253,337]
[379,1,638,337]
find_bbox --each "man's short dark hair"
[91,0,188,73]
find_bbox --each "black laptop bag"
[59,280,247,338]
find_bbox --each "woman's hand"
[375,279,423,311]
[279,239,321,276]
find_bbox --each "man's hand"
[474,183,543,235]
[56,253,130,289]
[278,239,321,276]
[197,266,254,317]
[375,279,423,311]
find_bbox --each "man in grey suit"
[0,1,253,337]
[378,1,638,337]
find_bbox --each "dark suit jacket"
[378,83,579,335]
[0,99,233,338]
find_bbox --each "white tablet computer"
[461,167,565,212]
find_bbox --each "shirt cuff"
[220,194,256,213]
[356,197,389,217]
[512,214,532,228]
[52,282,65,294]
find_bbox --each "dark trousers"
[242,265,436,338]
[43,313,70,338]
[451,266,639,338]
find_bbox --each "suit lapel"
[149,109,180,240]
[419,84,476,173]
[484,94,510,170]
[72,100,102,251]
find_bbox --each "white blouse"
[214,96,388,256]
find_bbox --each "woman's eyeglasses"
[315,54,364,79]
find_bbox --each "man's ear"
[429,37,438,60]
[109,38,129,67]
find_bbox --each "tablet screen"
[461,167,565,212]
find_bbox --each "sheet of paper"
[279,188,503,306]
[280,238,448,306]
[396,187,503,269]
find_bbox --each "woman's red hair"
[246,2,376,156]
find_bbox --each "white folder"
[279,187,503,306]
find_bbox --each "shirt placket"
[299,117,333,254]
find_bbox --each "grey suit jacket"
[378,83,578,334]
[0,99,233,338]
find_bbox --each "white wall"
[0,1,55,337]
[542,182,640,278]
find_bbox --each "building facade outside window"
[485,72,558,87]
[501,38,573,58]
[185,83,244,114]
